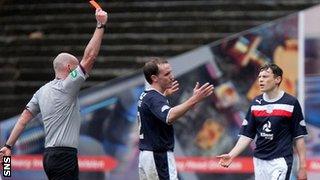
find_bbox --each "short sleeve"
[26,90,40,116]
[148,96,171,123]
[239,105,257,139]
[291,100,308,138]
[62,65,88,96]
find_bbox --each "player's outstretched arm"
[217,135,252,168]
[167,82,214,124]
[295,137,307,180]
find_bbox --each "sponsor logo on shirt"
[262,121,271,132]
[70,69,78,78]
[261,121,273,140]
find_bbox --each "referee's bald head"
[53,53,78,71]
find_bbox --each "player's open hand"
[192,82,214,101]
[164,80,179,96]
[216,154,233,168]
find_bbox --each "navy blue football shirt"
[138,89,174,152]
[240,91,308,160]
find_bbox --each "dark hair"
[260,63,283,85]
[143,57,168,84]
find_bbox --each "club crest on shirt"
[70,69,78,78]
[266,105,274,114]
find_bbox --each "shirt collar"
[263,90,284,102]
[146,87,166,97]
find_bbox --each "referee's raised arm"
[1,7,110,180]
[80,9,108,74]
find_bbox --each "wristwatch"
[4,144,12,150]
[97,22,106,29]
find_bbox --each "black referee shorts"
[43,147,79,180]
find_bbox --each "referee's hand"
[95,9,108,26]
[0,146,11,163]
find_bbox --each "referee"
[0,9,108,180]
[138,58,214,180]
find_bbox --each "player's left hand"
[192,82,214,101]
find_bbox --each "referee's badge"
[70,69,78,78]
